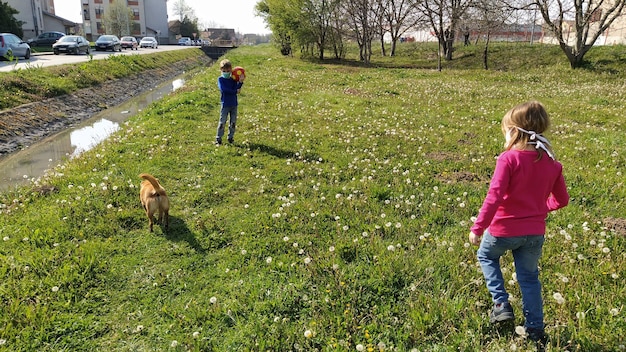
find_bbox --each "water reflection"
[0,76,186,192]
[70,119,120,157]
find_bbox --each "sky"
[55,0,270,35]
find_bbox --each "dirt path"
[0,56,212,156]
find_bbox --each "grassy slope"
[0,48,207,111]
[0,43,625,351]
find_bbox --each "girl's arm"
[471,156,510,236]
[547,172,569,211]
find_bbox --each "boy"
[216,59,244,145]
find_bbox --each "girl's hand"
[469,232,482,246]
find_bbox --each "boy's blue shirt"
[218,76,243,107]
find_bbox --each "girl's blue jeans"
[217,105,237,141]
[477,231,545,329]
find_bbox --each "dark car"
[0,33,31,60]
[52,35,90,55]
[95,35,122,52]
[27,31,65,47]
[120,36,138,50]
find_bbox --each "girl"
[469,101,569,343]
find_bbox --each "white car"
[178,37,192,46]
[139,37,158,49]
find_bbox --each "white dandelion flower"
[51,286,59,292]
[553,292,565,304]
[210,296,217,304]
[356,344,365,351]
[304,330,313,338]
[192,331,200,338]
[170,340,178,348]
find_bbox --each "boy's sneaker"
[489,302,515,323]
[227,138,234,144]
[526,327,548,344]
[215,139,222,145]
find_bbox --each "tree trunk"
[390,38,397,56]
[482,31,490,70]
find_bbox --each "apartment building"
[81,0,169,43]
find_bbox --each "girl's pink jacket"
[471,150,569,237]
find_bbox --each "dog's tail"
[139,173,166,195]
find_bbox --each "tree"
[179,15,200,38]
[420,0,473,63]
[530,0,626,68]
[468,0,512,69]
[0,1,24,38]
[380,0,424,56]
[343,0,377,63]
[256,0,306,56]
[103,0,134,37]
[303,0,342,60]
[171,0,195,22]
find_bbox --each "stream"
[0,76,186,192]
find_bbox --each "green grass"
[0,48,207,110]
[0,43,625,351]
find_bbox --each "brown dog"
[139,173,169,232]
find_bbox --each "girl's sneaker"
[489,302,515,323]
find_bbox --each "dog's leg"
[146,208,154,232]
[164,210,169,231]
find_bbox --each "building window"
[133,9,140,20]
[132,22,141,35]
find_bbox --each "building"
[81,0,169,43]
[6,0,79,40]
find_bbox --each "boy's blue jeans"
[217,105,237,141]
[477,231,545,330]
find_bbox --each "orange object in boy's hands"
[232,66,245,82]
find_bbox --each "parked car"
[139,36,158,49]
[52,35,90,55]
[95,35,122,52]
[178,37,192,46]
[27,31,65,47]
[0,33,31,60]
[120,36,138,50]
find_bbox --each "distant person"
[469,101,569,345]
[216,59,244,145]
[464,27,470,46]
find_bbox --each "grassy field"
[0,42,625,351]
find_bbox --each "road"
[0,45,198,72]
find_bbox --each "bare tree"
[420,0,474,63]
[171,0,196,22]
[529,0,626,68]
[468,0,512,69]
[344,0,377,63]
[381,0,424,56]
[103,0,134,37]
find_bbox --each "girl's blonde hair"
[502,101,554,159]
